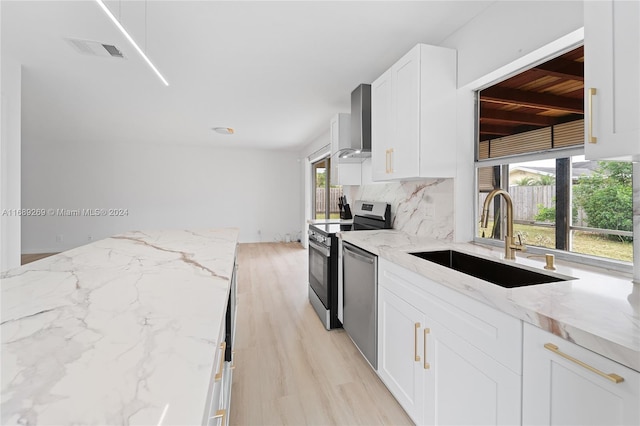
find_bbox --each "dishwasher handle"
[343,244,375,264]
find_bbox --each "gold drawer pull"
[388,148,394,173]
[212,409,226,425]
[414,323,421,362]
[231,351,236,370]
[423,328,431,370]
[214,341,226,381]
[588,88,597,143]
[544,343,624,384]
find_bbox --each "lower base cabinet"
[206,260,238,426]
[377,259,522,426]
[522,323,640,426]
[377,258,640,426]
[378,286,426,423]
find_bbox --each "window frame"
[311,156,331,220]
[473,150,634,274]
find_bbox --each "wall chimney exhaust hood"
[336,84,371,160]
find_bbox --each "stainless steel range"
[307,200,391,330]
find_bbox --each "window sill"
[472,237,634,275]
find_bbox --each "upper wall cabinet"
[584,0,640,161]
[371,44,457,181]
[330,113,362,186]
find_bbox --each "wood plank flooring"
[231,243,412,426]
[21,252,58,265]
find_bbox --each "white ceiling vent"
[66,38,125,58]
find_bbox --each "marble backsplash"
[348,178,454,240]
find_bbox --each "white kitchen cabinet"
[378,286,426,424]
[206,319,229,426]
[330,113,361,186]
[584,0,640,160]
[371,44,457,181]
[371,68,394,179]
[522,323,640,426]
[206,261,237,426]
[377,258,522,426]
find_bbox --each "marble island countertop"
[1,228,239,426]
[339,229,640,372]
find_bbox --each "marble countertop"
[339,230,640,372]
[1,228,239,426]
[307,218,353,225]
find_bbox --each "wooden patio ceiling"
[479,46,584,141]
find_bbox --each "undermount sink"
[409,250,566,288]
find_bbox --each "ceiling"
[479,45,584,141]
[2,1,494,151]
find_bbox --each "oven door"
[308,239,331,308]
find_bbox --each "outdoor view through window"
[313,157,343,219]
[477,157,633,262]
[475,45,633,263]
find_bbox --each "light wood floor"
[231,243,413,426]
[21,252,58,265]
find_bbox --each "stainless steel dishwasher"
[342,241,378,369]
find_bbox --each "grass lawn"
[315,213,341,219]
[480,222,633,263]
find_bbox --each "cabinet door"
[424,320,521,426]
[523,323,640,426]
[418,44,457,178]
[371,68,394,181]
[378,286,426,425]
[584,0,640,160]
[330,114,361,186]
[391,46,421,180]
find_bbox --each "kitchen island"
[1,228,239,426]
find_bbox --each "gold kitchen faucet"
[480,189,526,260]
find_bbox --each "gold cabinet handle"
[423,328,431,369]
[414,323,421,362]
[388,148,394,173]
[231,351,236,370]
[385,149,390,173]
[214,341,226,381]
[212,409,226,425]
[544,343,624,384]
[588,88,597,143]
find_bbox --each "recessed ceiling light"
[213,127,235,135]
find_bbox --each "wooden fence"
[316,188,343,213]
[479,185,586,225]
[480,186,552,222]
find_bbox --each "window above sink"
[474,44,634,270]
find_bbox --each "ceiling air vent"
[66,38,125,58]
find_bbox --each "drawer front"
[379,258,522,373]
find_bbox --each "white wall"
[1,55,22,271]
[440,0,584,242]
[443,1,584,88]
[21,142,302,252]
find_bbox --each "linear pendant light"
[95,0,169,86]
